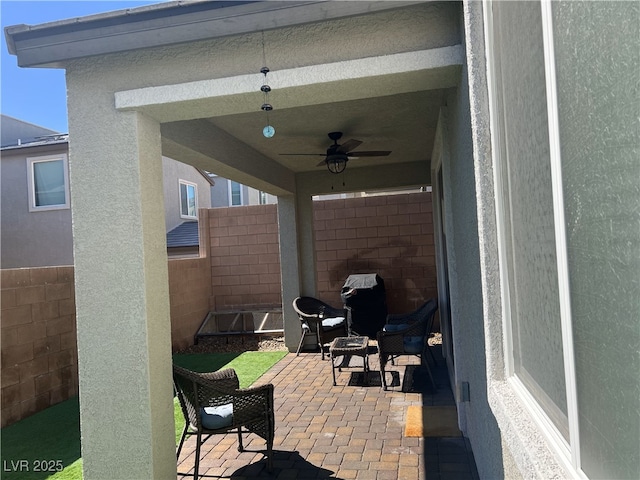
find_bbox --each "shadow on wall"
[328,238,437,313]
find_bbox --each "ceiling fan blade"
[347,151,391,157]
[316,159,328,167]
[337,139,362,153]
[279,153,325,156]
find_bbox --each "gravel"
[178,335,287,354]
[178,332,441,354]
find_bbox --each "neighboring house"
[1,116,73,268]
[4,2,637,480]
[0,115,212,267]
[208,173,276,207]
[161,156,214,256]
[0,114,59,146]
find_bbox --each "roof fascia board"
[5,1,425,68]
[195,167,216,186]
[0,139,69,152]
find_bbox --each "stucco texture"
[552,2,640,478]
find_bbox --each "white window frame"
[540,1,581,471]
[26,154,70,212]
[484,0,583,476]
[179,179,198,220]
[228,180,243,206]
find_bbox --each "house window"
[259,191,268,205]
[179,180,197,219]
[486,0,573,464]
[27,154,70,211]
[229,181,242,206]
[487,3,640,477]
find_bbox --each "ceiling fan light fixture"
[327,154,347,174]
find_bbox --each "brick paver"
[177,345,479,479]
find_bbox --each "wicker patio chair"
[377,298,438,391]
[293,296,347,360]
[173,364,275,478]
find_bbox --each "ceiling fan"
[280,131,391,174]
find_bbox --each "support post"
[69,108,176,479]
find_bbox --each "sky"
[1,1,166,133]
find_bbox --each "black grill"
[340,274,387,338]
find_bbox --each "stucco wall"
[1,267,78,428]
[0,146,74,269]
[443,2,506,478]
[460,1,640,478]
[209,176,277,207]
[64,3,460,98]
[1,150,209,269]
[162,156,212,232]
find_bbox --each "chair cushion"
[200,403,233,430]
[383,323,409,332]
[322,317,345,328]
[403,336,425,354]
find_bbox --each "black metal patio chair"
[292,296,347,360]
[377,298,438,391]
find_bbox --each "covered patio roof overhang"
[5,1,465,478]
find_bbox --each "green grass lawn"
[1,351,287,480]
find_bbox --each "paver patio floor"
[177,344,479,480]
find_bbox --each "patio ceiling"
[205,88,448,174]
[149,53,462,189]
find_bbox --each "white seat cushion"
[322,316,345,328]
[200,403,233,430]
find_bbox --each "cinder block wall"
[168,257,213,352]
[205,193,436,314]
[0,257,213,427]
[315,192,436,313]
[1,192,436,426]
[1,267,78,428]
[208,205,281,310]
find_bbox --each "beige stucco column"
[68,99,176,478]
[277,194,317,351]
[295,194,317,296]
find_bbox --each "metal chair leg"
[296,324,311,356]
[176,424,189,459]
[425,343,437,365]
[296,331,306,356]
[193,431,202,480]
[421,351,437,391]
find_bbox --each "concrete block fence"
[207,192,436,313]
[1,267,78,427]
[1,191,435,426]
[207,204,281,310]
[313,193,436,313]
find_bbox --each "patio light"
[326,154,348,174]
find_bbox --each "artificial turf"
[1,351,287,480]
